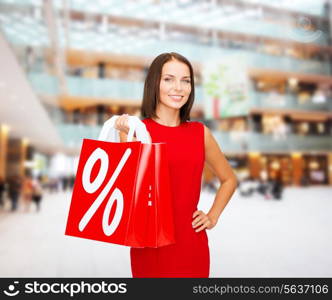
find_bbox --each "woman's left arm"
[192,125,238,232]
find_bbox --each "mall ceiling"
[0,0,328,54]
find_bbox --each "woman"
[0,176,5,208]
[22,175,33,212]
[115,52,237,277]
[32,177,43,212]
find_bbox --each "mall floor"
[0,186,331,278]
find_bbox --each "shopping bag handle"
[98,115,151,144]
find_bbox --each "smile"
[169,95,183,101]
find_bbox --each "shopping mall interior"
[0,0,331,278]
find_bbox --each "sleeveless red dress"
[130,118,210,278]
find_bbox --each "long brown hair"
[140,52,195,123]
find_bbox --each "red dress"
[130,118,210,278]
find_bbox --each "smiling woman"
[115,52,237,278]
[158,62,192,115]
[140,52,195,126]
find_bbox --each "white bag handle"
[98,115,151,144]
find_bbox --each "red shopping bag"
[65,117,175,248]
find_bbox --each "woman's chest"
[148,127,204,167]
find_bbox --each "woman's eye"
[163,78,190,84]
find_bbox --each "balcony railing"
[57,123,332,152]
[214,131,332,153]
[248,91,332,111]
[67,76,144,100]
[29,73,332,113]
[119,43,331,76]
[57,123,101,149]
[28,72,204,105]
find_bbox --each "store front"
[302,154,328,185]
[248,153,329,186]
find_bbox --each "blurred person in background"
[7,175,22,212]
[204,177,219,193]
[271,174,283,200]
[257,179,272,199]
[32,177,43,212]
[239,176,258,197]
[258,169,272,199]
[300,174,310,187]
[69,175,75,189]
[0,176,5,208]
[48,178,59,193]
[25,45,35,72]
[62,176,69,191]
[22,175,33,212]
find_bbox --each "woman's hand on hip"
[192,210,218,232]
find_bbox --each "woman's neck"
[153,105,181,126]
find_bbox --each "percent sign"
[79,147,132,236]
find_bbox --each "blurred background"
[0,0,331,278]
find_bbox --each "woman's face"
[158,59,191,110]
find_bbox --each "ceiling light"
[22,138,29,146]
[1,124,10,134]
[291,152,302,158]
[288,77,298,87]
[309,161,319,170]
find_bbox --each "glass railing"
[28,72,59,95]
[213,131,332,153]
[214,21,328,46]
[233,0,327,16]
[18,41,332,78]
[248,50,331,75]
[29,73,331,113]
[4,25,330,76]
[57,123,101,149]
[57,123,332,152]
[249,132,332,152]
[28,72,204,106]
[67,76,144,100]
[249,91,332,111]
[107,42,331,75]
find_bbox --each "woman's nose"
[173,81,182,91]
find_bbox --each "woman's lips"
[169,95,183,102]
